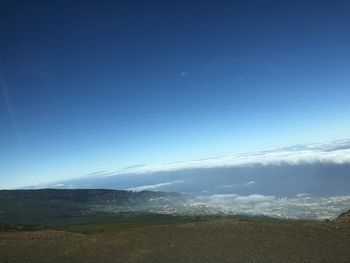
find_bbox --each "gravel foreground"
[1,220,350,263]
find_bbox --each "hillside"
[336,210,350,224]
[0,189,181,204]
[0,189,183,224]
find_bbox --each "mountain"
[0,189,179,204]
[0,189,183,224]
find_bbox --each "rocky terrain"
[336,209,350,224]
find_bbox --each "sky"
[1,0,350,189]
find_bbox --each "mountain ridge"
[0,189,183,224]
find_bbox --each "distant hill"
[0,189,183,224]
[0,189,180,204]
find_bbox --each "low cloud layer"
[148,194,350,220]
[95,139,350,177]
[24,140,350,220]
[126,180,184,192]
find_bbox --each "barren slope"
[1,219,350,263]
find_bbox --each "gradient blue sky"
[1,0,350,188]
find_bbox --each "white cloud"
[100,139,350,177]
[221,181,256,188]
[220,184,235,188]
[126,180,184,192]
[28,139,350,191]
[235,194,275,202]
[179,71,188,77]
[165,194,350,220]
[296,193,309,198]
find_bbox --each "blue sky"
[1,0,350,188]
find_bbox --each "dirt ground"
[1,220,350,263]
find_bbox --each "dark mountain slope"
[0,189,179,204]
[0,189,182,224]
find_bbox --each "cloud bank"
[148,194,350,220]
[96,139,350,177]
[24,140,350,220]
[126,180,184,192]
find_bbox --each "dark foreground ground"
[1,218,350,263]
